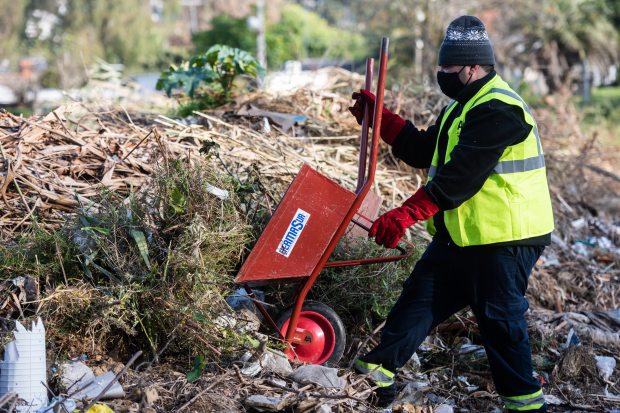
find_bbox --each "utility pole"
[583,58,591,104]
[303,0,310,60]
[414,8,425,84]
[180,0,201,34]
[257,0,266,69]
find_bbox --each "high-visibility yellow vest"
[425,74,554,246]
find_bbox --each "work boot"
[370,384,395,407]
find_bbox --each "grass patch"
[578,86,620,145]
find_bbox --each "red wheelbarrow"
[235,38,414,366]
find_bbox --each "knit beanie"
[437,16,495,66]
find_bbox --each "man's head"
[435,16,495,98]
[438,15,495,72]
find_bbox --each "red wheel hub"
[281,311,336,364]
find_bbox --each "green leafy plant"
[156,44,265,99]
[156,65,219,99]
[187,354,205,382]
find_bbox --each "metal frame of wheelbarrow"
[239,37,414,362]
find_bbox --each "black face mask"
[437,66,473,100]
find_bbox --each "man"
[348,16,553,412]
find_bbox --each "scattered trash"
[393,403,433,412]
[214,315,237,328]
[71,371,125,400]
[261,352,294,376]
[226,288,265,324]
[566,328,581,347]
[0,318,47,412]
[539,254,560,266]
[458,344,486,356]
[241,351,293,377]
[406,352,421,371]
[571,242,591,257]
[571,218,586,229]
[394,388,425,406]
[84,404,115,413]
[245,395,296,412]
[544,394,564,405]
[434,405,454,413]
[236,104,307,133]
[262,117,272,134]
[36,397,76,413]
[595,356,616,380]
[240,359,263,377]
[290,365,346,389]
[206,183,230,200]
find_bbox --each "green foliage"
[187,354,204,382]
[156,65,219,99]
[192,4,367,69]
[1,0,181,89]
[503,0,619,92]
[0,153,271,365]
[199,45,266,93]
[157,45,264,98]
[267,4,366,67]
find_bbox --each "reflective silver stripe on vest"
[472,88,545,175]
[493,155,545,174]
[429,165,437,178]
[445,99,457,112]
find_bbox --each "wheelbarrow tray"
[236,163,357,287]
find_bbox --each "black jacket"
[391,71,551,247]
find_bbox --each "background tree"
[0,1,28,63]
[3,0,180,88]
[193,4,366,70]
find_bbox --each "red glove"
[369,188,439,249]
[348,89,406,145]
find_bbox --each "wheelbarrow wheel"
[276,301,346,367]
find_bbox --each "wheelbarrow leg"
[282,279,310,353]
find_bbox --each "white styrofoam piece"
[61,362,96,389]
[0,318,48,412]
[71,371,125,400]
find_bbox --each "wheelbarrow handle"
[350,217,414,255]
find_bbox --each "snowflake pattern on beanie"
[445,26,489,41]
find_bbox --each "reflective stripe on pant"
[354,359,395,387]
[358,242,547,411]
[502,389,546,411]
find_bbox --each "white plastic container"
[0,318,48,412]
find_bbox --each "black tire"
[276,300,346,367]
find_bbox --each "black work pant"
[359,241,546,411]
